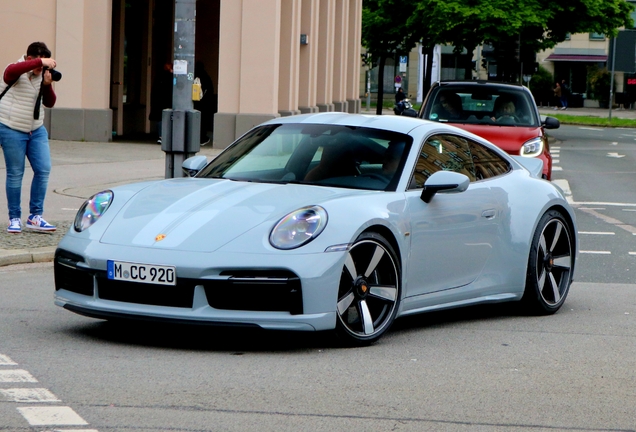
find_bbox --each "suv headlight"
[520,137,544,158]
[270,205,328,250]
[73,190,114,232]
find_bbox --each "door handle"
[481,209,496,219]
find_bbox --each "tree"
[407,0,634,83]
[362,0,419,114]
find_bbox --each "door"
[403,133,511,297]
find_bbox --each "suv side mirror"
[542,116,560,130]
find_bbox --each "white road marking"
[43,430,99,432]
[575,201,636,207]
[629,252,636,256]
[0,354,17,365]
[623,209,636,212]
[580,251,611,254]
[0,369,38,383]
[16,406,88,426]
[579,127,603,131]
[579,231,615,235]
[607,152,626,158]
[552,179,571,196]
[553,159,560,163]
[552,166,563,171]
[611,142,618,145]
[552,146,561,149]
[0,388,60,403]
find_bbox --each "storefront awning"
[545,54,607,62]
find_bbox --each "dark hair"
[26,42,51,58]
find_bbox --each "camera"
[42,66,62,82]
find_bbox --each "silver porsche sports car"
[54,113,577,346]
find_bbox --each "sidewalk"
[0,138,222,266]
[538,106,636,120]
[1,106,633,266]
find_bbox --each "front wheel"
[335,232,401,346]
[522,210,574,314]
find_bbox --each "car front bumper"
[54,236,344,332]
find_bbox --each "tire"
[522,210,574,314]
[335,232,401,346]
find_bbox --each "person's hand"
[41,58,56,69]
[42,69,53,85]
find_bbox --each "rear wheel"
[335,232,400,346]
[522,210,574,314]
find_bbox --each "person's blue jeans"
[0,123,51,220]
[561,96,568,109]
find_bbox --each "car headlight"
[270,205,328,250]
[520,137,544,158]
[73,190,114,232]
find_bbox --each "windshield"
[196,123,413,191]
[423,86,540,127]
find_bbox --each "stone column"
[215,0,281,148]
[316,0,335,112]
[331,0,348,113]
[298,0,320,114]
[346,0,362,113]
[278,0,302,117]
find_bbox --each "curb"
[0,247,56,267]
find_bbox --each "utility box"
[161,108,201,178]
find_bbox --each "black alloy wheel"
[522,210,574,314]
[335,232,400,346]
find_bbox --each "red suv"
[418,81,559,180]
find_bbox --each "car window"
[424,86,539,127]
[408,134,512,189]
[197,124,413,191]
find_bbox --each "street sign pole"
[164,0,198,178]
[609,36,617,121]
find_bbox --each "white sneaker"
[7,218,21,234]
[25,214,56,232]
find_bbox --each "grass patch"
[547,114,636,128]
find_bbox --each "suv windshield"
[422,85,539,127]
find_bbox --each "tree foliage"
[408,0,634,53]
[362,0,634,108]
[362,0,420,113]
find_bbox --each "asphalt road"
[550,125,636,284]
[0,263,635,431]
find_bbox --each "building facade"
[0,0,362,147]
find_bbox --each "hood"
[100,178,359,252]
[451,124,542,154]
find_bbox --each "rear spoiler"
[511,156,543,179]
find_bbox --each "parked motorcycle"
[393,98,418,117]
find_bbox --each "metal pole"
[165,0,196,178]
[609,36,617,121]
[366,69,371,111]
[173,0,196,111]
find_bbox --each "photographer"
[0,42,58,233]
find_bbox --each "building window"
[565,33,571,40]
[589,33,605,41]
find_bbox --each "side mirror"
[420,171,470,203]
[542,116,560,130]
[182,155,208,177]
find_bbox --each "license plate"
[107,260,176,286]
